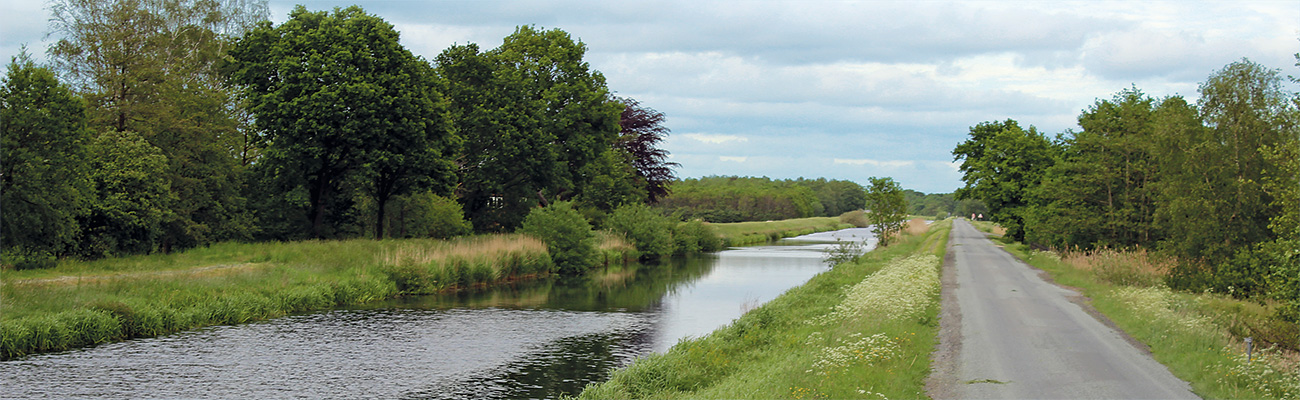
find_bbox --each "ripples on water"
[0,229,873,399]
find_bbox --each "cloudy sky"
[3,1,1298,193]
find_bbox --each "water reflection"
[0,230,871,399]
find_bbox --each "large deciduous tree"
[0,53,93,259]
[437,26,622,231]
[952,119,1057,242]
[1026,87,1161,249]
[48,0,267,252]
[229,5,452,238]
[616,97,678,203]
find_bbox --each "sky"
[3,1,1298,194]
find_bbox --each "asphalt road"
[927,219,1198,399]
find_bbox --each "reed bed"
[380,235,553,294]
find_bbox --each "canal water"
[0,228,876,399]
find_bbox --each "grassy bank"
[998,243,1300,399]
[709,217,853,247]
[0,234,633,360]
[577,219,952,399]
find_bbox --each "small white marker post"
[1244,337,1253,362]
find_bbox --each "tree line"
[902,190,989,219]
[952,57,1300,320]
[654,176,868,223]
[1,2,678,266]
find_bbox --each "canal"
[0,228,876,399]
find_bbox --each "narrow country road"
[927,219,1198,399]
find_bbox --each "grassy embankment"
[0,234,637,360]
[710,217,854,247]
[980,224,1299,399]
[577,218,950,399]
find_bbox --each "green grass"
[709,217,853,247]
[576,219,952,399]
[0,234,587,360]
[1004,245,1300,399]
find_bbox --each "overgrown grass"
[968,220,1005,237]
[0,234,630,360]
[709,217,853,247]
[576,219,952,399]
[1007,246,1300,399]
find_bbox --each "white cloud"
[682,133,749,144]
[719,156,748,163]
[833,159,915,168]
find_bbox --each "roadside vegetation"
[576,219,950,399]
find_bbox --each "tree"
[78,130,173,257]
[865,177,907,247]
[616,97,679,203]
[438,27,623,232]
[355,61,456,239]
[0,52,92,259]
[229,5,452,238]
[576,149,646,215]
[1194,59,1293,255]
[48,0,268,251]
[1151,59,1294,276]
[952,119,1057,242]
[1026,87,1161,249]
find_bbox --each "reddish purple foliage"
[616,98,679,203]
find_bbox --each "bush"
[3,250,57,270]
[606,203,675,260]
[839,210,868,228]
[519,202,599,274]
[384,191,471,239]
[673,220,724,254]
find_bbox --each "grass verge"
[576,219,952,399]
[1002,245,1300,399]
[709,217,853,247]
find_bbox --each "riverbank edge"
[575,218,952,399]
[992,234,1299,399]
[710,217,854,247]
[0,218,839,361]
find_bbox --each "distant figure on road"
[971,213,976,220]
[977,213,983,220]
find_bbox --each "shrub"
[674,220,723,254]
[519,202,599,274]
[7,252,57,270]
[606,203,675,260]
[838,210,869,228]
[384,191,472,239]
